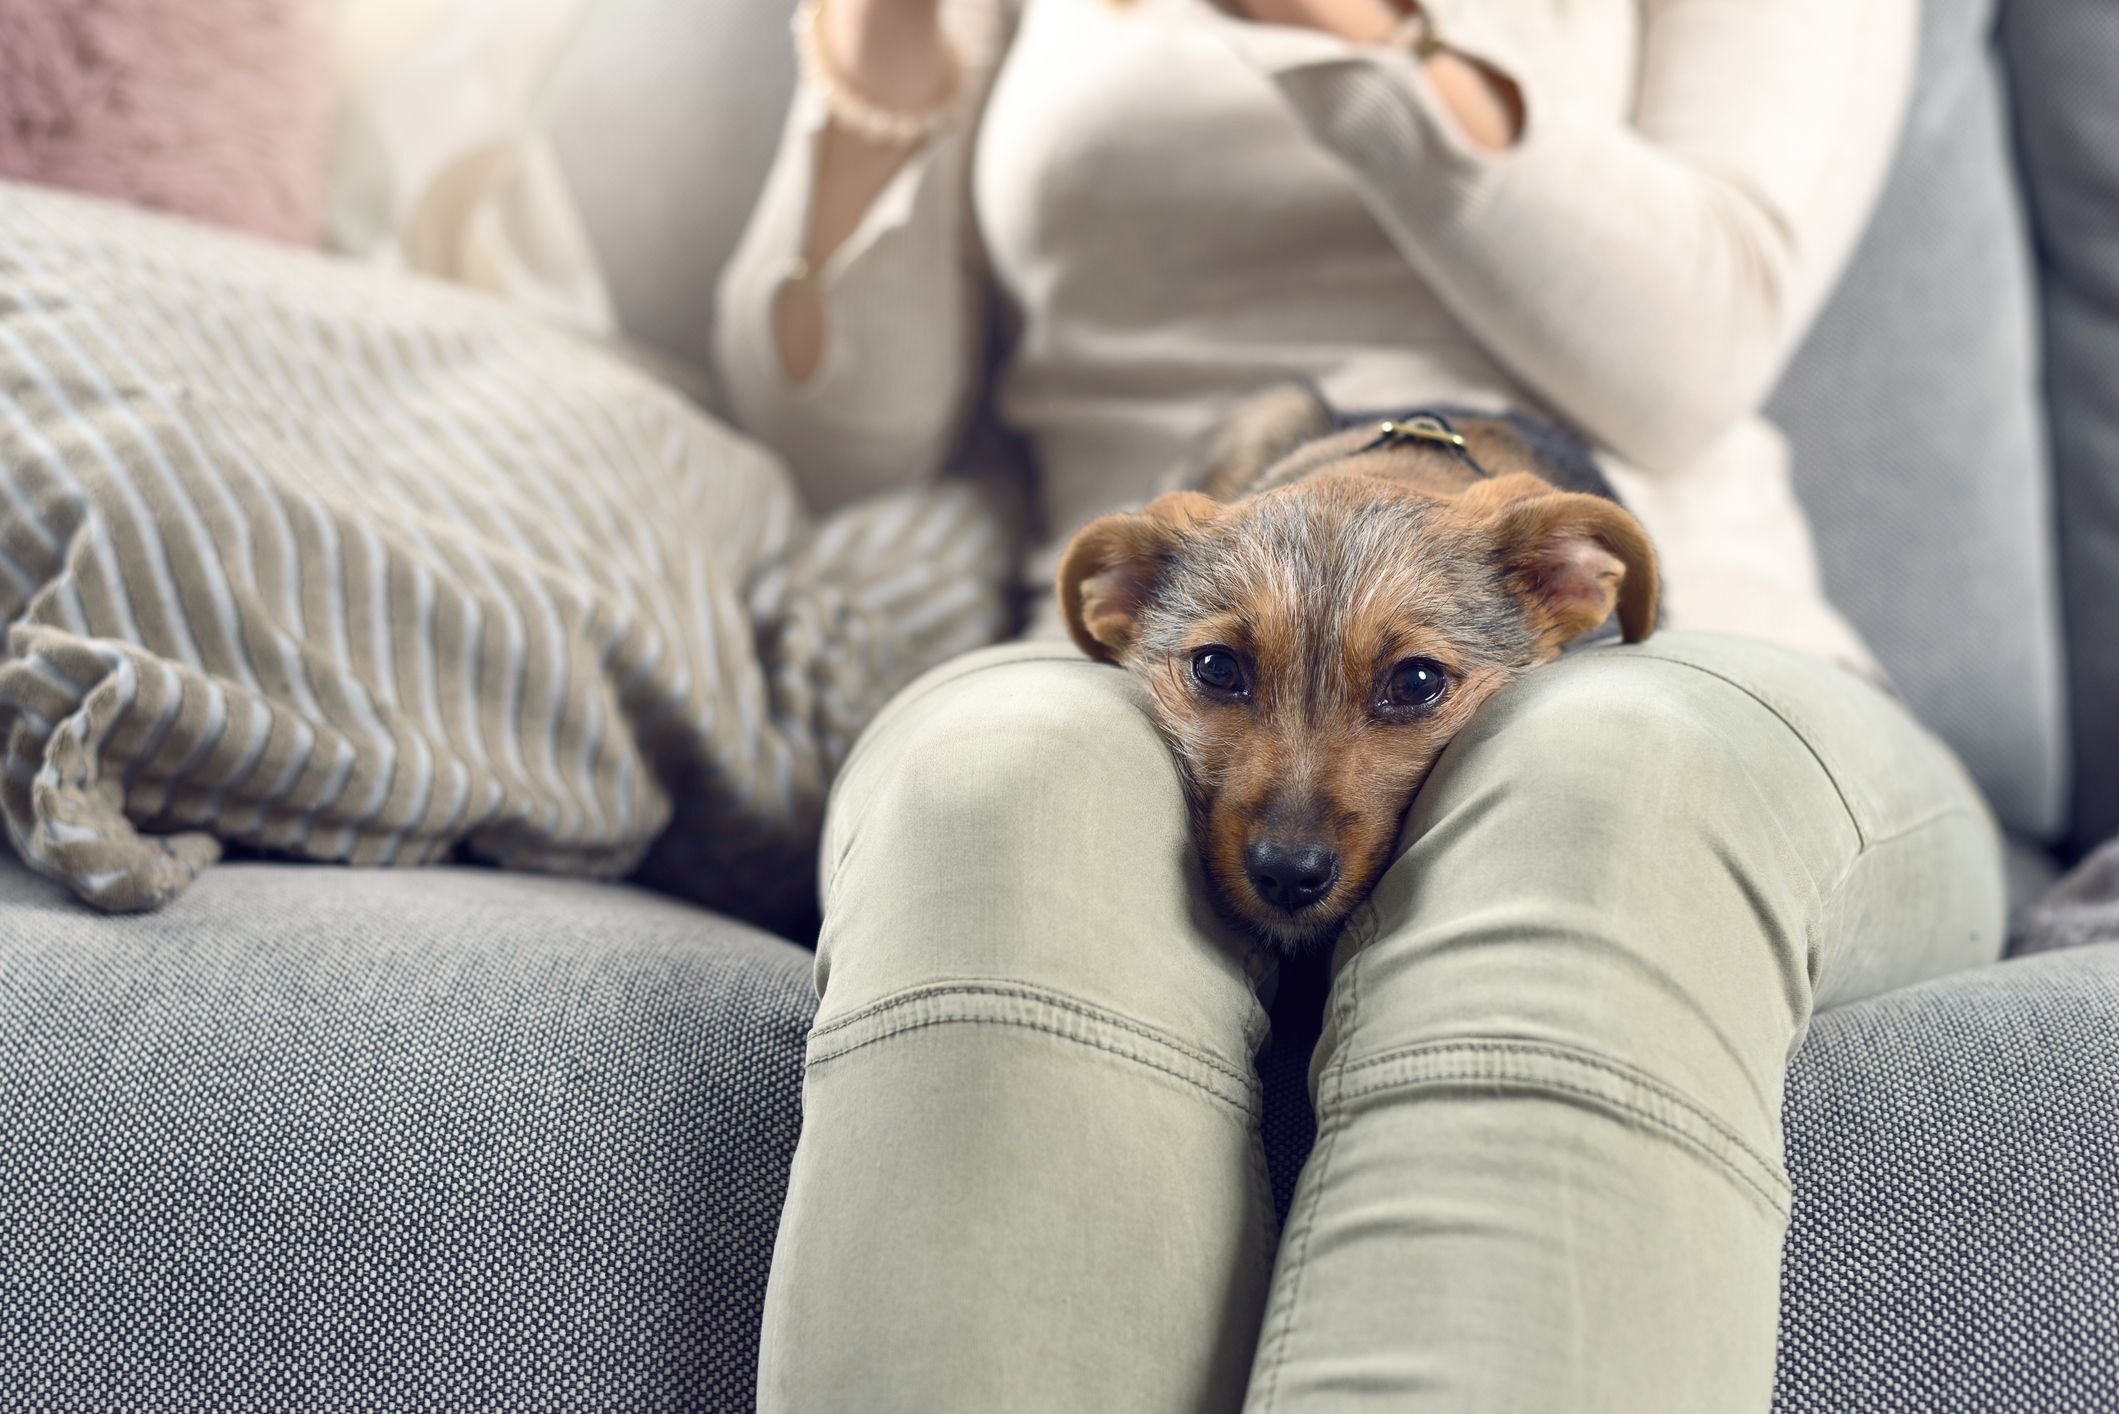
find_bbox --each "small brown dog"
[1056,385,1659,953]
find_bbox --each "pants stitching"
[1337,1043,1791,1215]
[1340,1036,1779,1185]
[1809,800,1994,1010]
[811,979,1257,1091]
[806,1006,1261,1119]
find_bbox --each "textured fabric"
[1772,944,2119,1411]
[716,0,1900,678]
[0,182,1016,927]
[762,633,2002,1412]
[2001,0,2119,856]
[0,852,816,1412]
[0,0,327,244]
[2014,836,2119,958]
[1766,0,2067,840]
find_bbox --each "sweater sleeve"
[711,0,1009,513]
[1221,0,1915,474]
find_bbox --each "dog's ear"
[1191,383,1335,501]
[1057,491,1219,663]
[1485,489,1659,649]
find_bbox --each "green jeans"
[756,632,2004,1412]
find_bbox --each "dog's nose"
[1243,839,1338,913]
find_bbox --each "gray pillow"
[1768,0,2068,842]
[2003,0,2119,857]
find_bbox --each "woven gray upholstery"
[1773,944,2119,1410]
[2003,0,2119,856]
[1766,0,2067,842]
[0,856,814,1412]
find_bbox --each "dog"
[1055,384,1659,953]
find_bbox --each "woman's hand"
[1236,0,1519,151]
[824,0,954,111]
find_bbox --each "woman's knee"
[1337,649,1863,1134]
[817,647,1267,1060]
[1400,646,1857,891]
[828,649,1183,887]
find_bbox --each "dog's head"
[1056,386,1658,953]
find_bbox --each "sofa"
[3,0,2117,1409]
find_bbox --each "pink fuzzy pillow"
[0,0,326,244]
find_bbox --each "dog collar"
[1357,411,1495,478]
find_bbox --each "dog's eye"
[1381,657,1449,713]
[1190,646,1248,697]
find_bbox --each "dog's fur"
[1057,385,1659,953]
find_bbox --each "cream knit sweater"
[714,0,1913,672]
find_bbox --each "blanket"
[0,181,1019,932]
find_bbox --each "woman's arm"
[1239,0,1915,472]
[713,0,1007,513]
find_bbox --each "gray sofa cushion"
[1772,943,2119,1410]
[0,858,814,1412]
[2003,0,2119,857]
[1767,0,2068,842]
[9,855,2117,1410]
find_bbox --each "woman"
[714,0,2004,1409]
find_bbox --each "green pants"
[757,632,2004,1412]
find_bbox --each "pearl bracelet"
[792,0,964,148]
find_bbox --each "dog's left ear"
[1057,491,1219,663]
[1487,490,1660,649]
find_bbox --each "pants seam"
[1809,800,1994,1009]
[1620,650,1867,846]
[811,978,1257,1092]
[1338,1038,1791,1216]
[805,986,1261,1119]
[1340,1036,1772,1176]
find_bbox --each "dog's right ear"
[1057,491,1219,663]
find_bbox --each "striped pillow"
[0,182,1016,928]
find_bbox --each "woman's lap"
[1249,633,2002,1409]
[766,632,2005,1412]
